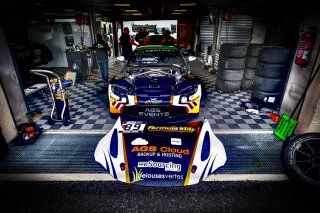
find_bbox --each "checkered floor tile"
[27,58,277,131]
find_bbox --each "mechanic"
[119,27,136,59]
[158,30,175,46]
[135,28,145,46]
[153,28,159,34]
[93,34,111,86]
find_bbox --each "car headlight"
[111,85,128,96]
[179,85,198,103]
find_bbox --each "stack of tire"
[216,43,248,92]
[251,46,292,108]
[241,44,270,90]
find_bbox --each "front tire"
[281,133,320,190]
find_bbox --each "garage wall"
[0,81,17,143]
[280,7,320,133]
[28,22,93,68]
[0,23,29,127]
[219,15,254,45]
[199,15,214,57]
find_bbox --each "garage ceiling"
[3,0,282,21]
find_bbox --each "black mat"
[0,133,283,174]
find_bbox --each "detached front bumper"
[94,116,227,187]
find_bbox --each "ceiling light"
[172,13,182,15]
[113,3,131,6]
[124,9,138,12]
[179,3,197,6]
[175,9,187,12]
[132,13,142,16]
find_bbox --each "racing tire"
[245,56,259,68]
[218,57,246,70]
[216,78,241,93]
[241,78,253,90]
[258,47,292,64]
[251,90,282,107]
[256,62,289,79]
[252,75,286,93]
[219,43,248,58]
[217,69,244,81]
[281,133,320,190]
[247,44,271,57]
[243,68,256,80]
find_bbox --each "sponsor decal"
[144,98,162,105]
[137,152,157,157]
[122,121,146,133]
[130,167,184,183]
[171,138,182,145]
[131,146,157,152]
[147,125,195,133]
[137,160,182,172]
[138,108,169,117]
[161,152,182,158]
[132,167,144,183]
[139,173,183,180]
[131,146,189,155]
[131,138,149,145]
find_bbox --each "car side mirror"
[116,56,126,62]
[188,56,196,62]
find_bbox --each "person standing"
[93,34,111,85]
[119,27,136,60]
[135,28,144,46]
[158,30,175,46]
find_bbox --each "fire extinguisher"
[295,30,314,67]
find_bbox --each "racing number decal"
[122,121,146,133]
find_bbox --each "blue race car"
[109,45,201,120]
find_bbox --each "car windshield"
[127,48,185,66]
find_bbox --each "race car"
[109,45,201,120]
[94,116,227,187]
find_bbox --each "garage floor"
[27,59,277,132]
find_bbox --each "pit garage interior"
[0,0,320,181]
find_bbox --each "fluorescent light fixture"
[179,3,197,6]
[113,3,131,6]
[175,9,187,12]
[64,9,74,12]
[124,9,138,12]
[172,12,182,15]
[51,19,75,22]
[132,13,142,16]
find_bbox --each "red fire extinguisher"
[295,30,314,67]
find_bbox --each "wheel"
[47,118,54,125]
[216,78,241,93]
[219,43,248,58]
[258,47,292,64]
[218,57,246,70]
[256,62,289,79]
[62,115,71,126]
[281,133,320,190]
[241,78,253,90]
[217,68,244,81]
[252,75,286,93]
